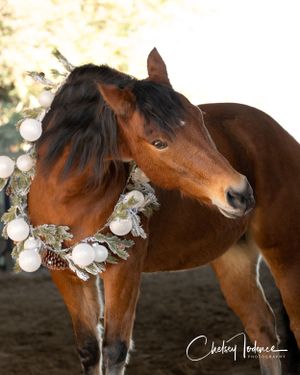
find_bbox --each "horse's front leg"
[51,270,102,375]
[101,242,146,375]
[211,241,282,375]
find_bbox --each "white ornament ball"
[19,119,42,142]
[93,244,109,263]
[109,217,132,236]
[24,237,41,250]
[124,190,145,208]
[0,155,15,179]
[16,154,34,172]
[38,90,54,108]
[72,243,95,267]
[19,249,42,272]
[7,218,30,242]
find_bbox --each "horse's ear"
[147,48,171,86]
[98,84,135,117]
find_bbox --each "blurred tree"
[0,0,22,154]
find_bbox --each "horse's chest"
[143,189,248,272]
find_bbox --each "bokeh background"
[1,0,300,265]
[0,1,299,374]
[2,0,300,143]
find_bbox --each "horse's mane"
[38,64,185,185]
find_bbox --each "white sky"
[132,0,300,141]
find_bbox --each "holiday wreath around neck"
[0,50,159,281]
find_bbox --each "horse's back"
[201,103,300,252]
[145,103,300,272]
[201,102,300,190]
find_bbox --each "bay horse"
[27,49,299,375]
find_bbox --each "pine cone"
[42,249,68,270]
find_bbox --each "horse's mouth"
[218,207,248,219]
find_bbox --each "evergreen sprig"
[110,196,138,220]
[93,232,133,260]
[32,224,73,250]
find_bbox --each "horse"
[27,48,299,375]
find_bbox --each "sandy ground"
[0,262,298,375]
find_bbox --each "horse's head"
[99,49,254,219]
[40,52,254,219]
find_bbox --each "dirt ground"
[0,262,298,375]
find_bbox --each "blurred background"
[0,1,299,374]
[2,0,300,144]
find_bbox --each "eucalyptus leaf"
[0,178,7,192]
[52,49,75,72]
[50,68,67,78]
[2,224,8,239]
[23,107,43,118]
[1,206,17,224]
[11,241,25,259]
[27,71,56,87]
[106,254,119,264]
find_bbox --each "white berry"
[19,119,42,142]
[109,217,132,236]
[19,249,42,272]
[93,244,109,263]
[16,154,34,172]
[7,218,30,242]
[0,155,15,179]
[38,90,54,108]
[72,243,95,267]
[24,237,41,250]
[124,190,145,208]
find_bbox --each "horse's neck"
[29,156,128,242]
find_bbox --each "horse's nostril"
[227,189,241,209]
[226,184,255,213]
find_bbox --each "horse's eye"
[151,139,168,150]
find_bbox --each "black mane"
[38,64,185,184]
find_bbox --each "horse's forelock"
[37,64,185,185]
